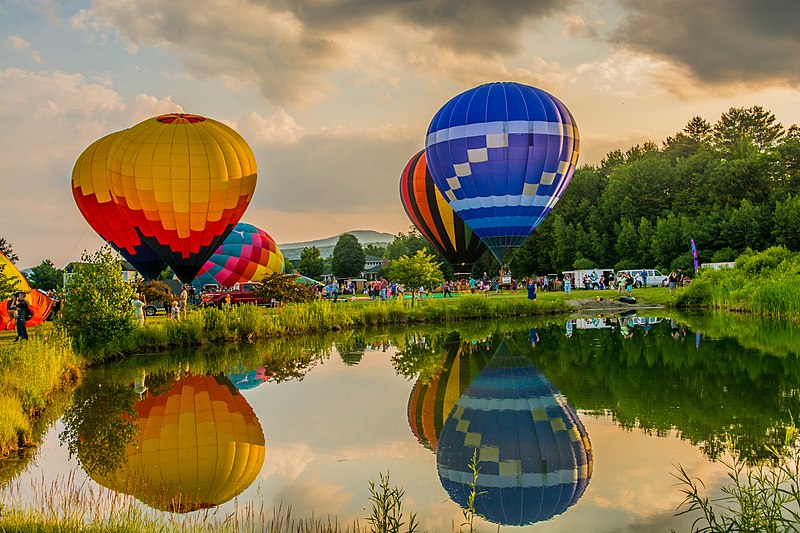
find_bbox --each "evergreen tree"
[27,259,63,291]
[0,237,18,264]
[331,233,366,278]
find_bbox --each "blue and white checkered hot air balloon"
[436,341,593,526]
[425,82,580,264]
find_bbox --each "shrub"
[59,247,136,356]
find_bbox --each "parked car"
[144,302,166,316]
[200,282,270,308]
[616,269,669,288]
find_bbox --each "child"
[170,300,180,320]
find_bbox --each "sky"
[2,0,800,269]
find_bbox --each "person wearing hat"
[10,292,31,341]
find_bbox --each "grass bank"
[672,246,800,320]
[0,330,80,461]
[93,293,573,360]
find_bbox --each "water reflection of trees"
[524,319,800,463]
[392,317,800,464]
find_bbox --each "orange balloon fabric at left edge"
[106,113,258,283]
[0,252,52,329]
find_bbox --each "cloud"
[0,68,182,266]
[8,35,31,50]
[237,110,306,146]
[8,35,43,64]
[73,0,578,106]
[611,0,800,89]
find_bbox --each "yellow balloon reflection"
[90,373,265,513]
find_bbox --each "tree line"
[509,105,800,276]
[298,105,800,280]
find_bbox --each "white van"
[616,269,668,288]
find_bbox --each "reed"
[89,296,571,359]
[0,330,79,457]
[673,247,800,320]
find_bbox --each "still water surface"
[6,313,800,532]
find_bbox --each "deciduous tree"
[297,246,325,279]
[387,250,443,306]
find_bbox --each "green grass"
[0,330,79,458]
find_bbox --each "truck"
[563,268,615,290]
[199,282,270,308]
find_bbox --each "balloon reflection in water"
[436,342,593,526]
[227,366,271,390]
[407,339,494,452]
[90,373,265,512]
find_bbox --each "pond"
[4,312,800,532]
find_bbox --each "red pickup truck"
[200,282,269,308]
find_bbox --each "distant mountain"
[279,230,394,261]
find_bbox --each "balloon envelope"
[0,253,53,329]
[436,342,593,526]
[106,113,258,283]
[89,373,265,513]
[72,132,165,280]
[193,223,284,288]
[425,82,580,263]
[400,150,487,270]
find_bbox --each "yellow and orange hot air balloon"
[72,132,166,280]
[72,113,257,283]
[89,373,266,513]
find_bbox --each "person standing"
[564,274,572,294]
[131,295,145,326]
[179,285,189,320]
[11,292,31,341]
[640,269,648,289]
[526,277,537,300]
[668,271,678,293]
[625,272,634,296]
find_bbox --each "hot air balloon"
[192,223,285,288]
[0,252,53,329]
[399,150,487,271]
[106,113,258,283]
[88,373,265,513]
[436,342,592,526]
[425,82,580,265]
[72,132,166,280]
[407,338,493,452]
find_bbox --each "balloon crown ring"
[156,113,206,124]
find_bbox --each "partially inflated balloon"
[89,374,265,513]
[106,113,258,283]
[437,342,592,526]
[0,252,52,329]
[425,82,579,264]
[193,223,284,288]
[400,150,487,270]
[72,132,165,280]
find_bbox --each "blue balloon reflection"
[436,341,592,525]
